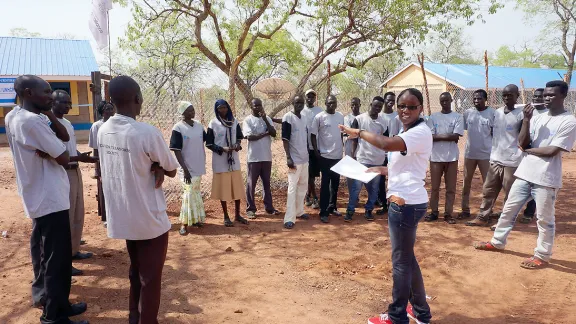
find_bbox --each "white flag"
[89,0,112,50]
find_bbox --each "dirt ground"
[1,144,576,324]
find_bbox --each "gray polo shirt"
[427,111,464,162]
[242,114,273,163]
[353,112,388,165]
[490,107,524,167]
[380,111,401,137]
[463,107,495,160]
[309,111,344,160]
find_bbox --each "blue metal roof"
[0,37,99,77]
[423,63,571,89]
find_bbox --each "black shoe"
[71,266,83,276]
[69,302,87,317]
[320,215,329,223]
[344,211,353,222]
[365,210,375,221]
[72,252,93,260]
[374,200,383,207]
[297,214,310,220]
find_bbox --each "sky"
[0,0,549,86]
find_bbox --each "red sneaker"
[367,313,393,324]
[407,304,429,324]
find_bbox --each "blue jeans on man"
[387,202,432,324]
[346,163,381,213]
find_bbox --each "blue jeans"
[387,202,431,324]
[491,178,558,262]
[346,163,381,212]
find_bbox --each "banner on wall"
[0,78,17,107]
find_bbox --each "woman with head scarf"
[206,99,248,227]
[169,101,207,235]
[89,101,116,225]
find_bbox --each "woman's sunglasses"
[397,104,421,111]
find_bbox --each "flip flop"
[473,241,501,251]
[520,256,548,269]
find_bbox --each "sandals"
[457,212,471,220]
[179,226,188,236]
[520,256,548,269]
[424,213,438,222]
[224,218,234,227]
[444,215,456,224]
[519,215,534,224]
[266,209,281,215]
[473,241,501,251]
[235,216,249,225]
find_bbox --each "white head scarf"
[177,101,193,115]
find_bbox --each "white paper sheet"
[330,156,380,183]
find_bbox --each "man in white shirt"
[376,92,401,214]
[426,92,464,224]
[51,90,98,276]
[310,95,345,223]
[98,76,179,323]
[282,95,310,229]
[467,84,525,226]
[343,97,361,157]
[243,98,279,218]
[474,80,576,269]
[459,89,495,219]
[346,97,387,222]
[301,89,323,209]
[7,75,88,324]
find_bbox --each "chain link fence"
[134,76,576,210]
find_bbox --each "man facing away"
[467,84,525,226]
[474,80,576,269]
[98,75,179,324]
[343,97,361,157]
[7,75,88,324]
[425,92,464,224]
[301,89,323,209]
[346,96,387,222]
[243,98,279,219]
[282,95,310,229]
[458,89,495,219]
[310,95,345,223]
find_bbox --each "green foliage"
[424,26,481,64]
[9,28,41,38]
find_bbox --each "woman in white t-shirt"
[206,99,248,227]
[340,88,433,324]
[169,101,207,235]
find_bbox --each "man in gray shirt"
[310,95,345,223]
[425,92,464,224]
[242,98,279,218]
[467,84,525,226]
[459,89,495,219]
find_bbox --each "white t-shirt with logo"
[98,114,179,240]
[281,111,309,165]
[533,107,549,116]
[353,112,388,165]
[490,107,524,167]
[463,107,495,160]
[169,120,206,177]
[7,108,70,219]
[426,111,464,162]
[88,119,104,149]
[515,111,576,189]
[380,111,402,137]
[301,106,323,150]
[58,117,78,165]
[242,114,273,163]
[309,111,344,160]
[343,113,357,157]
[207,118,243,173]
[387,121,433,204]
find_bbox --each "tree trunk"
[565,55,574,86]
[229,68,237,115]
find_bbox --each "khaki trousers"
[66,168,85,256]
[478,162,517,219]
[430,161,458,216]
[461,159,490,213]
